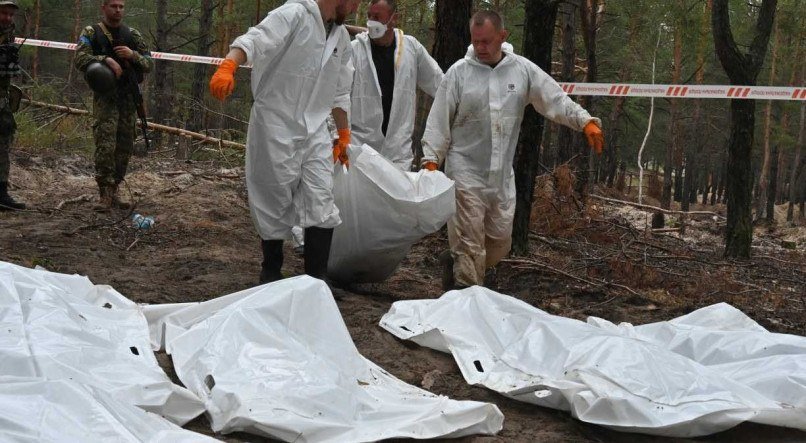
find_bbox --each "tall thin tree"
[556,0,578,165]
[31,0,41,79]
[65,0,82,88]
[188,0,216,132]
[756,16,781,220]
[577,0,604,195]
[151,0,173,150]
[512,0,561,255]
[712,0,777,258]
[788,103,804,222]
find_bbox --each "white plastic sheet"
[380,287,806,437]
[328,143,455,283]
[0,377,218,443]
[149,276,503,442]
[0,261,205,426]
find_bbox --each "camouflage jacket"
[74,24,153,75]
[0,25,15,90]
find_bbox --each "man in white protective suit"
[209,0,360,284]
[349,0,443,170]
[421,10,604,289]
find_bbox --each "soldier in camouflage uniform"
[74,0,151,210]
[0,0,24,211]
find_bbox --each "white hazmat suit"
[422,44,600,286]
[232,0,353,240]
[350,29,443,170]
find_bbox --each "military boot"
[259,239,284,284]
[93,184,113,211]
[111,183,132,210]
[0,182,25,211]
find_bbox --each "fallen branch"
[24,100,89,115]
[651,228,682,233]
[501,257,643,298]
[148,121,245,150]
[23,99,246,150]
[56,193,92,210]
[590,194,724,218]
[126,237,140,252]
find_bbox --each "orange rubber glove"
[333,128,350,169]
[209,59,238,101]
[584,120,604,155]
[423,161,438,172]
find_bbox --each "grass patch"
[15,110,95,155]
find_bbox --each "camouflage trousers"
[93,92,137,186]
[0,104,15,183]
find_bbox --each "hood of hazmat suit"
[232,0,354,240]
[350,29,443,171]
[421,43,600,286]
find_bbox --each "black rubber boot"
[304,227,334,279]
[0,182,25,211]
[259,239,284,284]
[439,250,455,291]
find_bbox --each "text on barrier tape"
[17,38,805,101]
[559,83,806,101]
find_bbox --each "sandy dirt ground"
[1,148,804,442]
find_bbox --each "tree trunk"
[575,0,603,196]
[716,153,727,204]
[604,10,640,188]
[712,0,777,258]
[766,143,778,224]
[710,164,719,205]
[31,0,41,79]
[682,163,696,210]
[775,148,786,204]
[755,17,780,220]
[542,123,556,169]
[673,167,684,203]
[725,99,756,255]
[788,103,805,222]
[511,0,560,255]
[65,0,82,87]
[696,164,707,204]
[432,0,472,71]
[188,0,215,132]
[684,0,712,212]
[778,35,802,205]
[216,1,226,56]
[151,0,173,150]
[605,95,624,187]
[223,0,235,57]
[556,0,578,164]
[672,14,685,210]
[702,166,711,205]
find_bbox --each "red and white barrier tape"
[18,38,805,100]
[16,38,246,68]
[559,83,805,101]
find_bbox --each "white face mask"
[367,18,391,39]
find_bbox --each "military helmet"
[84,61,116,94]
